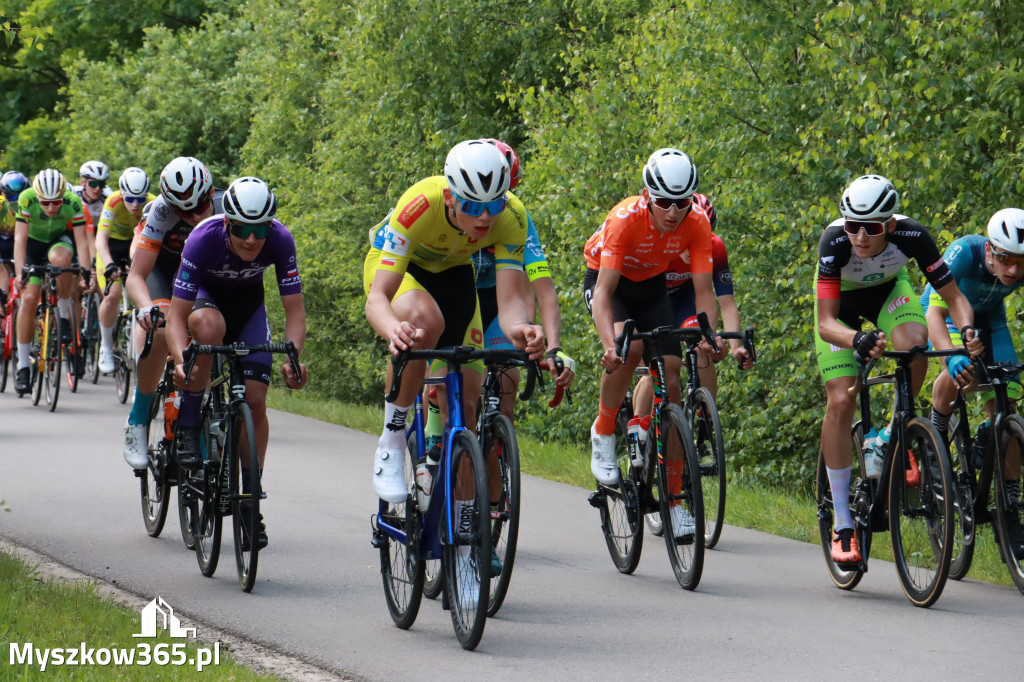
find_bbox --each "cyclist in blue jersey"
[924,210,1024,490]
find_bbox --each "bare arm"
[693,272,719,330]
[280,292,308,388]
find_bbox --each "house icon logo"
[133,596,197,638]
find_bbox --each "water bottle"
[627,416,650,467]
[973,421,991,469]
[163,391,179,442]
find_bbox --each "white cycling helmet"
[79,160,110,181]
[643,148,699,199]
[444,139,510,202]
[32,169,67,201]
[223,176,276,223]
[118,167,151,197]
[987,208,1024,255]
[159,156,212,210]
[839,175,899,221]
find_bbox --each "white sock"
[57,297,73,319]
[100,324,114,351]
[17,342,31,369]
[380,402,411,447]
[827,466,854,531]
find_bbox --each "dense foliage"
[4,0,1024,488]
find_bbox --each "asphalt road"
[1,379,1021,680]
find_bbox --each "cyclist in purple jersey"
[166,176,307,547]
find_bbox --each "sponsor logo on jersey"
[887,296,910,314]
[286,268,298,278]
[894,230,921,238]
[396,194,429,228]
[471,327,483,345]
[926,259,944,273]
[721,271,732,283]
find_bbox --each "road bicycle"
[620,325,756,548]
[946,360,1024,592]
[0,259,19,393]
[373,345,539,650]
[23,264,87,411]
[177,340,300,593]
[588,314,716,590]
[815,345,959,607]
[107,272,138,404]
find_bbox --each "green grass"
[269,386,1018,588]
[0,552,272,681]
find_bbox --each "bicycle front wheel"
[656,403,704,590]
[195,411,223,577]
[231,402,262,592]
[0,315,8,393]
[691,387,727,549]
[443,429,490,650]
[992,415,1024,594]
[379,441,424,628]
[947,415,977,581]
[597,410,644,573]
[84,294,100,384]
[483,414,520,616]
[44,312,61,411]
[889,417,954,608]
[422,559,442,599]
[140,389,171,537]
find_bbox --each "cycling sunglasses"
[84,179,105,189]
[228,220,271,240]
[39,199,63,208]
[991,247,1024,266]
[452,190,507,217]
[123,195,147,205]
[651,196,692,211]
[843,219,887,237]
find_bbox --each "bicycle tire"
[992,415,1024,594]
[44,312,61,412]
[140,387,170,537]
[889,417,954,608]
[422,559,442,599]
[115,355,131,404]
[691,387,727,549]
[597,411,644,573]
[656,403,704,590]
[815,429,866,591]
[65,335,79,394]
[1,304,17,394]
[0,311,8,393]
[483,414,520,616]
[193,409,223,577]
[177,465,198,551]
[231,401,262,592]
[379,441,424,628]
[442,429,490,650]
[84,294,100,384]
[946,415,977,581]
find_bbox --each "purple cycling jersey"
[172,216,302,300]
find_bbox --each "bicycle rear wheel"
[44,312,61,411]
[0,313,8,393]
[378,442,424,628]
[992,415,1024,594]
[140,388,170,537]
[114,351,131,404]
[423,560,442,599]
[691,387,726,549]
[482,414,520,616]
[83,294,100,384]
[194,410,223,577]
[815,426,867,591]
[1,305,17,394]
[596,411,644,573]
[443,429,490,650]
[946,415,977,581]
[656,403,704,590]
[231,402,262,592]
[889,417,954,607]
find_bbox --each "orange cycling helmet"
[481,138,521,190]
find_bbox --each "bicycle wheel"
[814,426,866,591]
[114,350,131,404]
[379,439,424,628]
[140,389,170,537]
[656,403,704,590]
[992,415,1024,594]
[482,414,520,616]
[83,294,100,384]
[177,475,198,550]
[596,411,644,573]
[946,415,977,581]
[231,402,262,592]
[1,305,17,394]
[43,312,61,411]
[423,559,442,599]
[691,387,727,549]
[0,314,8,393]
[442,429,490,650]
[889,417,954,608]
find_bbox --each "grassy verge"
[269,386,1015,588]
[0,551,272,680]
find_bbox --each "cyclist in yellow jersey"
[364,139,545,503]
[1,171,29,312]
[96,167,155,374]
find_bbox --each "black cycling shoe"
[59,318,72,345]
[14,367,30,396]
[238,501,268,551]
[175,426,202,468]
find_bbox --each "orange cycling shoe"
[904,449,920,488]
[831,527,862,565]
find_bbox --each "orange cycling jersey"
[584,195,713,281]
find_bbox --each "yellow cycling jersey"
[98,191,157,241]
[376,176,527,275]
[1,197,15,236]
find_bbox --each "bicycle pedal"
[587,490,607,509]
